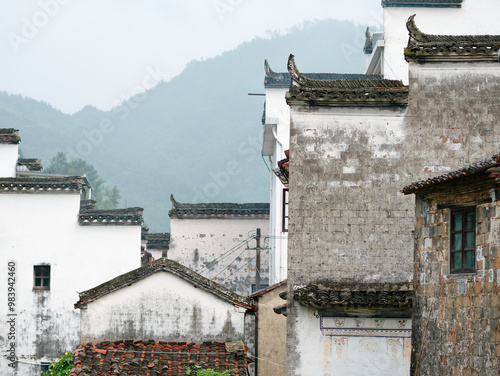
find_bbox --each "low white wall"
[80,272,246,343]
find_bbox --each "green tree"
[45,152,121,209]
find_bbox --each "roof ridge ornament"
[364,27,374,54]
[406,14,427,43]
[264,59,280,79]
[287,54,309,89]
[405,14,500,62]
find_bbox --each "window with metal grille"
[34,265,50,290]
[450,207,475,273]
[282,188,289,233]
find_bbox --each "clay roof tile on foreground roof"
[285,55,408,107]
[75,258,253,310]
[402,153,500,195]
[169,195,269,219]
[405,14,500,62]
[70,341,247,376]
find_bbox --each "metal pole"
[256,228,261,292]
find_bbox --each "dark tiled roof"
[169,195,269,219]
[78,207,143,226]
[0,176,85,192]
[402,153,500,195]
[405,15,500,62]
[147,233,171,250]
[248,279,287,299]
[80,200,97,211]
[264,60,382,89]
[17,158,43,171]
[293,282,413,309]
[286,55,408,107]
[75,258,253,310]
[70,341,247,376]
[382,0,462,7]
[0,128,20,144]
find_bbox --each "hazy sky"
[0,0,382,113]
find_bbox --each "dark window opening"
[282,188,289,233]
[450,207,475,274]
[34,265,50,290]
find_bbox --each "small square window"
[450,208,475,274]
[34,265,50,290]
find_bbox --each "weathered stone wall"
[405,62,500,175]
[288,105,413,287]
[169,217,270,296]
[411,196,500,376]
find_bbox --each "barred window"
[450,208,475,273]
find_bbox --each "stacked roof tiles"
[70,341,247,376]
[286,54,408,107]
[263,60,382,88]
[169,195,269,219]
[402,153,500,194]
[405,15,500,61]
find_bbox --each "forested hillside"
[0,19,368,231]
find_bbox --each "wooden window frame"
[282,188,289,233]
[33,265,51,291]
[450,207,476,274]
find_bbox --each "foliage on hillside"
[45,152,121,209]
[0,19,368,231]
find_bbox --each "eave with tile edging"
[285,54,408,107]
[264,59,382,89]
[168,194,269,219]
[74,257,254,311]
[292,282,413,310]
[0,128,21,144]
[0,176,86,193]
[405,14,500,63]
[78,207,143,226]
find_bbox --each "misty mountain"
[0,19,369,231]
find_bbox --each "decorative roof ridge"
[17,158,43,171]
[75,258,253,310]
[286,55,408,107]
[402,153,500,194]
[0,176,85,192]
[248,279,287,299]
[78,207,143,226]
[0,128,20,144]
[405,14,500,62]
[287,54,404,90]
[169,194,270,218]
[264,59,383,88]
[293,281,413,309]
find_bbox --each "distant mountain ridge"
[0,19,369,231]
